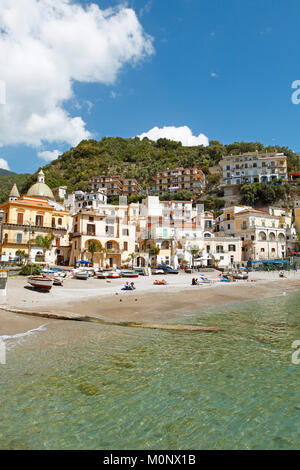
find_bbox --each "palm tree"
[128,252,137,268]
[87,240,103,266]
[35,233,55,262]
[149,245,160,265]
[16,250,26,264]
[189,247,199,270]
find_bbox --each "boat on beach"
[120,270,139,278]
[43,273,64,286]
[74,270,89,280]
[28,276,54,292]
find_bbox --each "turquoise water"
[1,291,300,450]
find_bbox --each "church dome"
[26,170,55,200]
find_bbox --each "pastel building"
[69,202,139,268]
[220,152,288,187]
[0,170,70,264]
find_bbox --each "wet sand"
[1,271,299,336]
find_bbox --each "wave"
[0,324,48,350]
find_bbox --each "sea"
[0,289,300,450]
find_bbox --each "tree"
[87,240,103,266]
[15,250,26,264]
[149,245,160,265]
[35,233,55,261]
[189,247,199,269]
[128,252,137,268]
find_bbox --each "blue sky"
[1,0,300,174]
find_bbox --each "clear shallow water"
[1,291,300,450]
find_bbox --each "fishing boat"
[43,273,64,286]
[28,276,54,292]
[107,271,121,279]
[120,270,139,278]
[74,270,89,280]
[96,270,109,279]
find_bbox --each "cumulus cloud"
[0,158,10,170]
[37,150,61,162]
[0,0,154,148]
[138,126,209,147]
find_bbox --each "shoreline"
[1,271,299,337]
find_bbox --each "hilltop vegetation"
[0,172,30,203]
[0,137,299,207]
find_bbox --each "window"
[216,245,224,253]
[271,248,276,252]
[74,224,78,233]
[205,220,212,228]
[226,214,231,220]
[89,217,94,222]
[52,218,55,227]
[58,218,62,225]
[261,248,265,252]
[87,224,95,235]
[124,241,128,251]
[107,242,113,250]
[16,233,22,244]
[227,224,231,230]
[17,213,24,225]
[36,215,43,226]
[106,226,114,235]
[228,245,236,252]
[122,229,129,236]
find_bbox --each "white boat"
[28,276,54,292]
[96,270,109,279]
[44,273,64,286]
[75,270,89,280]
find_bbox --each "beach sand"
[1,271,299,336]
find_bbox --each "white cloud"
[0,0,154,148]
[210,72,219,78]
[0,158,10,171]
[37,150,61,162]
[138,126,209,147]
[110,91,120,99]
[139,0,153,17]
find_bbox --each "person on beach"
[130,282,136,290]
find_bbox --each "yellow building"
[295,207,300,233]
[0,170,70,264]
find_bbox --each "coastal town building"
[219,152,288,199]
[152,167,206,195]
[69,202,139,268]
[136,196,242,268]
[64,189,108,216]
[90,175,143,197]
[0,170,70,264]
[215,206,287,262]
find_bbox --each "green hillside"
[0,172,30,203]
[0,137,299,206]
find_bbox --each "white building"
[220,152,288,187]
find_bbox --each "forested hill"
[0,137,299,203]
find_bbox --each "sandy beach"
[1,270,299,336]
